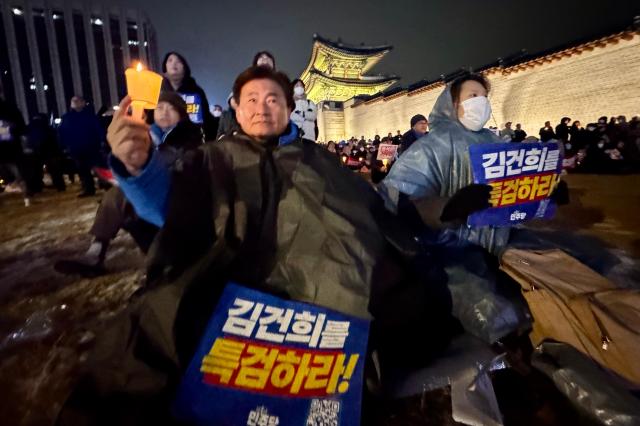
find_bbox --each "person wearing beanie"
[161,52,217,141]
[54,93,203,278]
[399,114,429,155]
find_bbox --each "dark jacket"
[513,129,527,142]
[215,108,240,140]
[162,77,216,142]
[399,129,426,154]
[58,107,104,163]
[154,119,204,152]
[0,98,26,164]
[61,126,454,424]
[555,123,570,142]
[539,126,556,142]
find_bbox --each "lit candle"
[125,62,163,120]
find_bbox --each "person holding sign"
[161,51,216,141]
[58,66,455,424]
[379,74,531,344]
[381,74,505,253]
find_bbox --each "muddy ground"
[0,174,638,426]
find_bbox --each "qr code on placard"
[306,399,340,426]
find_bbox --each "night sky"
[123,0,639,107]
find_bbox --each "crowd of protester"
[1,45,638,423]
[496,116,640,173]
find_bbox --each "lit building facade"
[299,34,398,103]
[0,0,158,120]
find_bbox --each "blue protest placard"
[180,93,204,124]
[173,283,370,426]
[468,142,563,227]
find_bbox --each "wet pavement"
[0,174,638,426]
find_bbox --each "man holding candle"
[59,66,453,423]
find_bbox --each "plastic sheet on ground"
[451,355,507,426]
[443,245,531,344]
[383,333,506,426]
[532,341,640,426]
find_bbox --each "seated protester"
[379,74,534,344]
[290,79,317,140]
[58,67,455,424]
[54,92,202,277]
[539,121,556,142]
[512,123,527,142]
[399,114,429,155]
[162,51,217,141]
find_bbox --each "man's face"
[70,97,85,111]
[516,124,521,130]
[505,122,512,129]
[235,78,290,141]
[413,120,428,134]
[165,54,185,80]
[154,101,181,130]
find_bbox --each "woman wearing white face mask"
[379,74,529,344]
[380,74,504,253]
[290,79,317,141]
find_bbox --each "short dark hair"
[450,73,490,105]
[252,51,276,69]
[291,78,304,88]
[232,66,294,110]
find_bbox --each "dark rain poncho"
[57,130,455,424]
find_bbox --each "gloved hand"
[440,184,492,223]
[550,180,569,205]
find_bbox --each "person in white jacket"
[290,79,317,141]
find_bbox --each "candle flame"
[136,62,143,72]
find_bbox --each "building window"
[53,10,73,106]
[12,7,38,117]
[0,9,16,104]
[33,9,58,116]
[110,16,125,99]
[91,15,110,108]
[127,20,139,63]
[73,12,93,106]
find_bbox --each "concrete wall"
[317,33,640,142]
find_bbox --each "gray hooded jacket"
[380,85,510,255]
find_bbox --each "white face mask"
[212,110,222,118]
[458,96,492,132]
[294,86,305,96]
